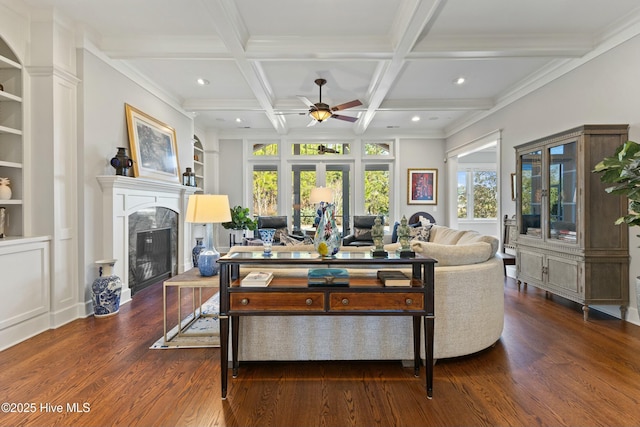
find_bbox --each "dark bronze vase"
[110,147,134,176]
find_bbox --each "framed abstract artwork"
[125,104,180,183]
[408,168,438,205]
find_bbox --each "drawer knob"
[341,298,349,305]
[405,298,413,305]
[306,298,313,306]
[241,298,249,306]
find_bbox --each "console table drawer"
[329,292,424,312]
[230,292,325,311]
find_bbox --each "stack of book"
[377,270,411,287]
[307,268,349,287]
[241,271,273,287]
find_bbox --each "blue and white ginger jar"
[92,259,122,317]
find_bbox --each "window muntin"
[457,168,497,220]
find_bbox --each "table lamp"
[309,186,335,227]
[309,186,335,205]
[185,194,231,276]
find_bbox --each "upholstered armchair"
[342,215,382,247]
[255,216,289,244]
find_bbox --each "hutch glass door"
[519,149,542,237]
[548,141,577,242]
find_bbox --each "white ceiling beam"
[354,0,447,134]
[199,0,288,134]
[101,34,589,61]
[183,97,493,112]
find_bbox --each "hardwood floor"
[1,277,640,427]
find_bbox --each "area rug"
[150,292,220,349]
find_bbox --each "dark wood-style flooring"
[1,277,640,427]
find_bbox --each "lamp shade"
[309,186,335,204]
[310,109,332,122]
[185,194,232,224]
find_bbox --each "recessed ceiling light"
[235,118,242,123]
[196,78,210,85]
[454,77,466,85]
[411,116,420,122]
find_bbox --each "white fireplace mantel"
[97,175,199,304]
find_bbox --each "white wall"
[397,138,446,225]
[78,48,196,304]
[446,33,640,323]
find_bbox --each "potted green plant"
[593,140,640,316]
[221,205,257,245]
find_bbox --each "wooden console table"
[217,251,436,399]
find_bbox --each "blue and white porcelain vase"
[259,228,276,256]
[314,203,341,257]
[192,237,205,267]
[91,259,122,318]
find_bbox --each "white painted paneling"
[0,239,50,331]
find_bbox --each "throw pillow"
[354,227,372,241]
[280,233,313,246]
[410,224,433,242]
[274,227,288,242]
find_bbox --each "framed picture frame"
[511,173,517,201]
[125,104,180,183]
[407,168,438,205]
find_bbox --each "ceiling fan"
[317,144,339,154]
[298,79,362,126]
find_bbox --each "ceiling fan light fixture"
[309,109,332,122]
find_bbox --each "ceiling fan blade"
[307,119,317,127]
[331,99,362,111]
[297,96,315,108]
[331,114,358,123]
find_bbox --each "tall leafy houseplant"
[221,206,257,246]
[593,140,640,316]
[222,205,257,230]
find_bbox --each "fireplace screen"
[128,207,178,294]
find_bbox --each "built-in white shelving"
[0,38,24,236]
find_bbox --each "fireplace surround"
[97,176,198,304]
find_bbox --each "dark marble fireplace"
[128,207,178,295]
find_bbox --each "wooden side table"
[163,268,219,345]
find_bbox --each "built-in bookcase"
[0,37,23,236]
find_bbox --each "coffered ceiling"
[23,0,640,136]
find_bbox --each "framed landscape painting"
[408,168,438,205]
[125,104,180,183]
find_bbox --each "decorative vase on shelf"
[0,178,11,200]
[192,237,205,267]
[91,259,122,318]
[110,147,133,176]
[314,203,341,257]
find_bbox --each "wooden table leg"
[413,316,421,377]
[220,316,229,399]
[232,316,239,377]
[424,316,434,399]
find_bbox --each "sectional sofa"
[226,224,504,361]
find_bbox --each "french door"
[291,163,352,235]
